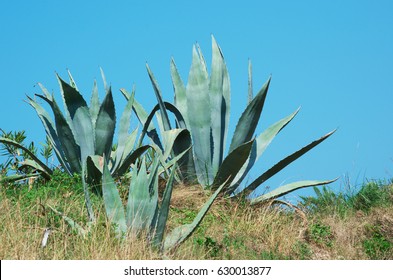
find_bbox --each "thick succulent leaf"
[113,89,135,171]
[67,69,79,90]
[90,80,100,126]
[0,137,53,177]
[36,94,81,173]
[20,159,51,180]
[244,129,337,194]
[250,178,338,204]
[112,127,138,173]
[163,179,227,251]
[0,173,39,183]
[186,45,212,185]
[126,157,158,230]
[121,89,163,150]
[58,76,95,164]
[138,102,188,150]
[212,140,254,191]
[82,167,95,223]
[170,58,188,126]
[230,108,300,195]
[86,155,104,194]
[37,83,52,101]
[146,64,172,131]
[210,36,230,175]
[47,205,88,237]
[113,145,150,177]
[100,67,108,93]
[95,87,116,157]
[248,59,253,105]
[27,96,71,173]
[150,164,176,248]
[102,158,127,237]
[229,77,271,153]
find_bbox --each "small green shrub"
[363,224,392,259]
[308,222,334,248]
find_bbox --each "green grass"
[1,174,392,260]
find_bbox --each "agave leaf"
[47,205,88,237]
[102,157,127,237]
[210,36,230,175]
[230,108,300,195]
[37,83,52,101]
[95,87,116,157]
[250,178,338,204]
[146,64,172,131]
[35,94,82,173]
[20,159,51,180]
[163,179,227,252]
[126,157,159,230]
[86,155,104,194]
[229,76,271,153]
[58,76,95,164]
[213,139,254,191]
[67,69,79,91]
[0,173,39,183]
[121,89,163,150]
[113,88,135,171]
[248,59,253,105]
[244,129,337,194]
[150,164,176,248]
[82,167,95,223]
[112,127,138,173]
[27,95,71,174]
[171,58,188,126]
[186,45,212,185]
[100,67,108,93]
[113,145,150,177]
[0,137,53,177]
[90,80,100,126]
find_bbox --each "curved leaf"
[250,178,338,204]
[244,129,337,194]
[163,178,227,252]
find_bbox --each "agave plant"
[50,153,224,252]
[126,36,337,203]
[24,71,151,182]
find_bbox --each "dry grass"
[1,182,392,260]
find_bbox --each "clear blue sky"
[1,0,392,201]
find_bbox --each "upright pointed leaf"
[146,64,172,131]
[229,77,271,153]
[230,108,300,195]
[126,157,158,230]
[58,76,95,163]
[171,58,188,126]
[95,87,116,157]
[210,36,230,175]
[213,140,254,191]
[248,59,253,105]
[33,94,82,173]
[150,164,176,248]
[186,45,212,185]
[90,80,100,126]
[102,157,127,237]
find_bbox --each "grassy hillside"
[1,172,392,260]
